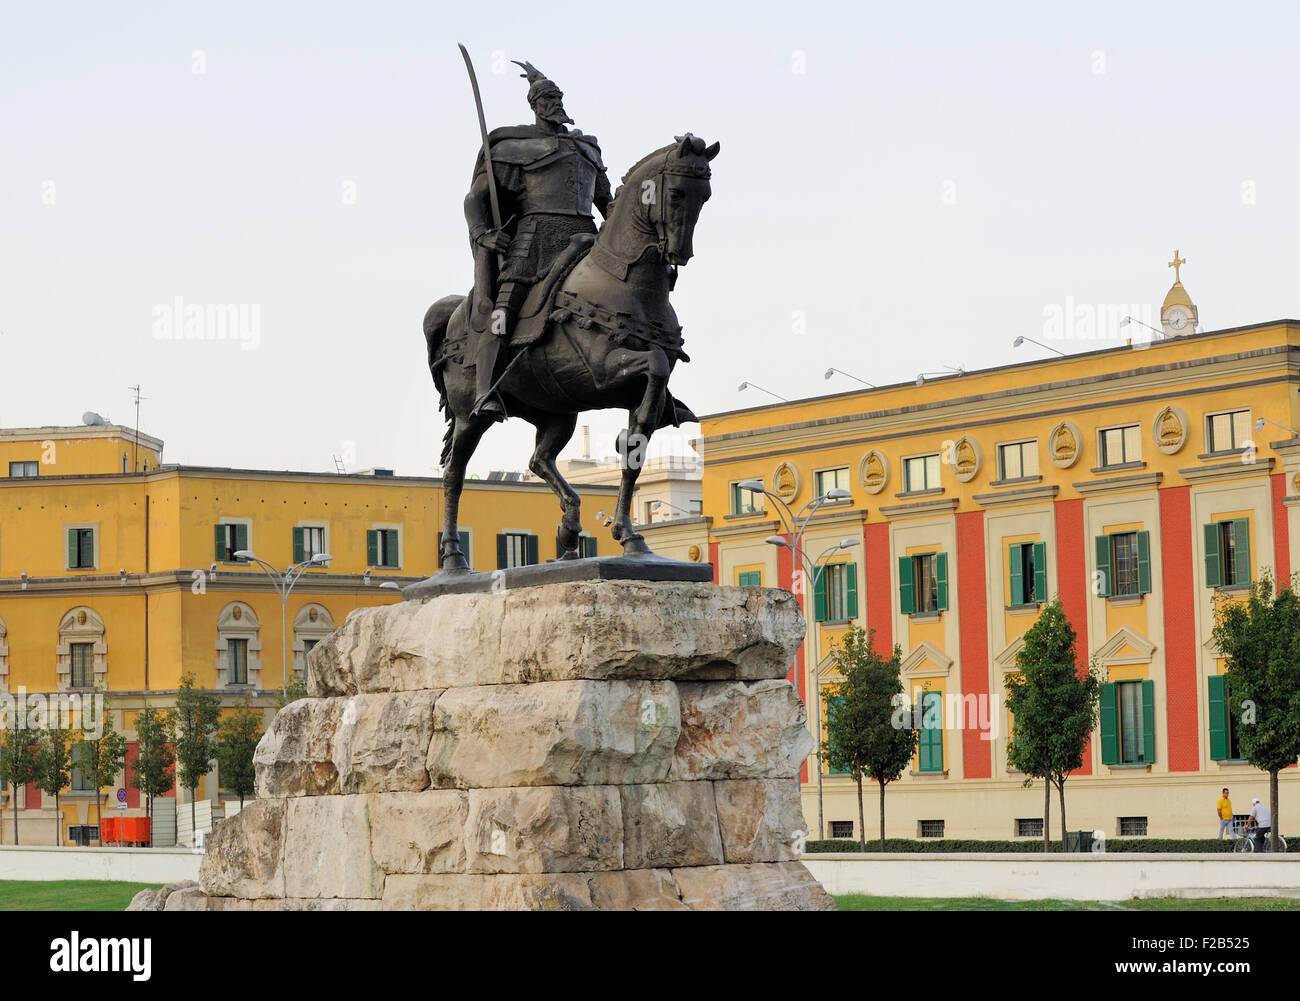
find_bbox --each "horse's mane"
[612,142,676,203]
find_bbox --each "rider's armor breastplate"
[493,135,601,217]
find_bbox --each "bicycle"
[1230,819,1288,853]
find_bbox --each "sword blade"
[458,43,502,231]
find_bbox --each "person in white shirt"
[1247,797,1274,851]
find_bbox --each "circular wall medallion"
[1152,405,1189,455]
[858,450,889,495]
[687,544,702,563]
[771,462,800,503]
[949,436,982,483]
[1049,421,1082,469]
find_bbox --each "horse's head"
[614,134,719,267]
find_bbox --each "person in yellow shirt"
[1217,788,1234,839]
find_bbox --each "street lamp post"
[737,477,855,841]
[233,550,332,699]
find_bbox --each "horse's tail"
[423,295,464,468]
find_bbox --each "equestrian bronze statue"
[423,51,718,577]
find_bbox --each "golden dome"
[1162,281,1193,311]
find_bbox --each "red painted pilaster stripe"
[863,521,893,658]
[1054,497,1092,775]
[1160,486,1199,772]
[125,743,141,808]
[956,510,991,779]
[709,541,720,585]
[25,783,40,809]
[1272,473,1291,586]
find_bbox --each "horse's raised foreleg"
[440,415,491,572]
[610,349,670,555]
[527,414,582,559]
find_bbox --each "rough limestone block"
[671,862,836,911]
[128,881,196,912]
[426,680,679,788]
[587,868,690,911]
[199,799,286,899]
[308,582,804,695]
[368,790,469,874]
[382,872,596,911]
[713,778,806,864]
[254,698,343,798]
[333,691,440,794]
[162,885,211,911]
[283,795,383,899]
[464,786,623,874]
[670,680,815,781]
[620,781,724,869]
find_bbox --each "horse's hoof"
[621,535,651,557]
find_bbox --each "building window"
[1207,409,1251,453]
[1208,675,1245,761]
[737,570,762,587]
[917,691,943,773]
[814,467,850,498]
[1118,681,1144,764]
[8,461,38,478]
[919,820,945,838]
[70,745,93,791]
[293,525,326,564]
[1095,531,1150,598]
[497,532,538,569]
[689,499,702,515]
[903,453,941,492]
[228,639,249,685]
[815,563,858,623]
[1102,680,1154,766]
[1118,817,1148,837]
[1016,818,1044,838]
[729,482,763,516]
[67,528,96,570]
[302,638,317,661]
[214,523,249,563]
[1204,518,1250,588]
[899,552,947,615]
[1009,542,1046,605]
[69,643,94,689]
[830,821,854,839]
[1099,424,1141,467]
[644,500,657,524]
[579,536,598,559]
[370,529,401,568]
[996,440,1039,480]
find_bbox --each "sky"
[2,1,1297,477]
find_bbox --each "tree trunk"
[94,787,101,842]
[1270,769,1280,853]
[147,795,153,848]
[240,791,245,811]
[878,779,887,852]
[53,792,60,846]
[10,782,17,846]
[1043,779,1050,852]
[1058,777,1067,853]
[190,787,197,835]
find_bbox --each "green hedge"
[805,837,1295,854]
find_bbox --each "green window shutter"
[496,534,508,569]
[1207,675,1227,761]
[366,530,378,567]
[525,535,539,566]
[814,570,828,622]
[68,528,79,568]
[935,553,949,611]
[214,524,226,562]
[1099,682,1118,764]
[919,693,943,772]
[455,530,466,565]
[1009,544,1024,606]
[1141,679,1156,764]
[1032,541,1047,602]
[1136,531,1151,595]
[897,557,915,614]
[845,563,858,619]
[234,524,248,559]
[738,571,761,587]
[1094,535,1112,597]
[1232,519,1251,585]
[1203,523,1222,587]
[826,695,849,775]
[292,527,305,564]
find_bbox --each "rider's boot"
[469,336,506,421]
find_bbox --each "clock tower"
[1160,249,1198,336]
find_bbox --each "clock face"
[1165,306,1191,331]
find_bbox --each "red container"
[100,816,121,845]
[122,816,151,845]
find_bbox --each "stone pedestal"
[131,581,834,911]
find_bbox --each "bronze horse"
[424,134,719,572]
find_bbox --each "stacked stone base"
[133,581,834,911]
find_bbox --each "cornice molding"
[972,484,1061,509]
[1071,472,1164,497]
[1177,458,1274,484]
[878,496,960,521]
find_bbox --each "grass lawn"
[834,894,1300,911]
[0,880,162,911]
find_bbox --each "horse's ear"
[678,135,694,156]
[704,140,720,161]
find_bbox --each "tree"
[77,691,128,837]
[0,728,41,845]
[1005,598,1102,852]
[1211,571,1300,853]
[128,705,175,845]
[173,672,222,833]
[216,699,263,809]
[275,673,307,710]
[822,626,917,851]
[36,727,74,846]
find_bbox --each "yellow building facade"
[0,424,616,844]
[699,315,1300,842]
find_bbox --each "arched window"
[215,602,263,689]
[292,603,335,681]
[56,607,107,691]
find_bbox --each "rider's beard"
[538,101,574,126]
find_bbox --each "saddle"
[466,234,595,346]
